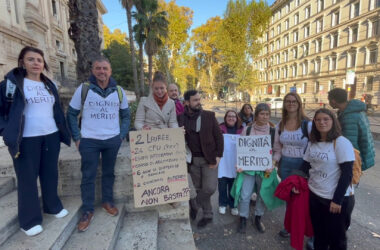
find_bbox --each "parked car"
[264,97,283,109]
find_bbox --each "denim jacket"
[0,67,71,158]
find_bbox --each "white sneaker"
[55,209,69,219]
[231,208,239,216]
[219,206,226,214]
[21,225,43,236]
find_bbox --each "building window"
[56,40,61,50]
[304,25,310,38]
[348,51,356,68]
[293,47,298,59]
[286,3,290,14]
[293,30,299,43]
[318,0,324,12]
[284,67,288,78]
[329,56,337,71]
[277,24,281,35]
[270,42,274,52]
[284,50,289,62]
[302,82,307,93]
[314,59,321,73]
[314,81,320,93]
[316,18,323,33]
[277,39,281,50]
[372,19,380,37]
[351,2,360,19]
[367,76,374,91]
[330,33,338,49]
[52,0,57,16]
[315,38,322,53]
[284,35,289,47]
[294,13,299,25]
[351,26,358,43]
[285,19,289,30]
[305,6,311,19]
[369,48,378,63]
[271,28,274,38]
[293,64,298,77]
[295,0,300,7]
[276,54,280,64]
[302,61,308,75]
[276,69,280,79]
[328,80,335,90]
[332,10,339,27]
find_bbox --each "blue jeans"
[218,177,235,208]
[12,132,63,230]
[79,135,122,212]
[279,156,304,181]
[239,174,265,218]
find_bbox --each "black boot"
[238,217,247,234]
[254,215,265,233]
[189,199,198,220]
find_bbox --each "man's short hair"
[92,56,111,67]
[184,90,198,101]
[328,88,348,104]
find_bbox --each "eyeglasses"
[285,100,298,105]
[314,118,332,123]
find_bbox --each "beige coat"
[134,94,178,130]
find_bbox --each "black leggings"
[309,191,355,250]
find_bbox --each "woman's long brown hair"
[280,92,309,131]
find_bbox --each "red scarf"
[153,92,168,110]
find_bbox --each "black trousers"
[309,191,355,250]
[12,132,63,230]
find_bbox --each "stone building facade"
[254,0,380,105]
[0,0,107,86]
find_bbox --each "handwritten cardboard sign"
[236,135,273,171]
[129,128,190,208]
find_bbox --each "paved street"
[190,101,380,250]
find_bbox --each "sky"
[103,0,276,33]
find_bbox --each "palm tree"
[119,0,140,99]
[68,0,102,84]
[133,0,168,95]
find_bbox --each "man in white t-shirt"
[66,57,130,232]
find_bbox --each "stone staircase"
[0,143,196,250]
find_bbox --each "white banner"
[236,135,273,171]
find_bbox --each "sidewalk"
[202,100,380,140]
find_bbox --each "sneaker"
[231,208,239,216]
[55,209,69,219]
[218,206,226,214]
[78,211,94,232]
[102,203,119,216]
[21,225,43,237]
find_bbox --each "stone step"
[0,191,18,246]
[0,197,81,250]
[114,210,159,250]
[125,200,189,220]
[157,219,196,250]
[0,177,15,199]
[63,204,125,250]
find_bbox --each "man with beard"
[178,90,224,228]
[168,83,184,115]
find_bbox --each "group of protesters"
[0,46,375,250]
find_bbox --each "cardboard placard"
[129,128,190,208]
[236,135,273,171]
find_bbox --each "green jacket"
[230,169,284,210]
[338,99,375,170]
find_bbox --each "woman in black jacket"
[0,46,71,236]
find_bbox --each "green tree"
[119,0,140,99]
[216,0,271,92]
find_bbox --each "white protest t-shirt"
[69,84,128,140]
[304,136,355,199]
[23,78,58,137]
[279,121,312,158]
[218,134,238,178]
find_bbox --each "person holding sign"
[232,103,280,234]
[67,57,130,232]
[134,71,178,130]
[273,92,311,238]
[0,46,71,236]
[218,110,243,216]
[177,90,224,229]
[301,109,355,250]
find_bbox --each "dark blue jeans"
[12,132,63,230]
[79,135,122,213]
[218,177,235,208]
